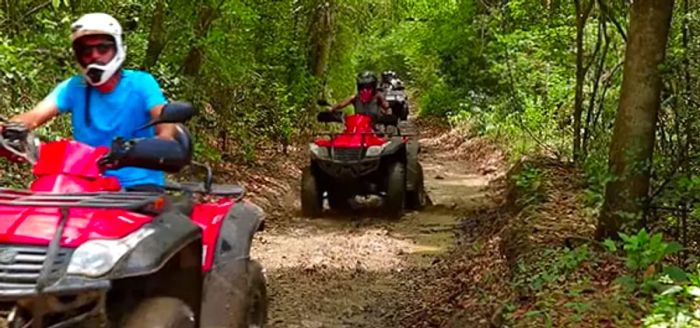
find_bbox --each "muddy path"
[251,125,501,328]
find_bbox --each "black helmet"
[356,71,378,91]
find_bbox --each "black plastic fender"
[212,200,265,266]
[381,138,406,156]
[200,200,266,327]
[108,211,201,279]
[406,137,421,191]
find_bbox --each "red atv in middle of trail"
[301,105,427,219]
[0,103,268,328]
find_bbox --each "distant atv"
[301,106,427,219]
[380,81,409,121]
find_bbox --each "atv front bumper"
[316,158,380,179]
[0,277,109,327]
[0,276,109,300]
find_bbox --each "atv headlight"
[67,227,155,278]
[365,145,385,157]
[309,143,329,158]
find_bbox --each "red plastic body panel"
[190,199,235,272]
[30,140,122,193]
[0,139,234,273]
[0,206,153,247]
[315,114,387,148]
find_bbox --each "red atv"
[301,105,427,218]
[0,103,267,327]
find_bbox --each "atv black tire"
[384,161,406,219]
[406,162,427,210]
[228,260,269,328]
[121,297,195,328]
[301,166,323,217]
[399,103,409,121]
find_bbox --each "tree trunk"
[573,0,594,164]
[596,0,675,239]
[582,18,609,158]
[308,0,334,80]
[142,0,167,70]
[183,0,224,77]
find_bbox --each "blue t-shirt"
[45,69,167,188]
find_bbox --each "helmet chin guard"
[70,13,127,86]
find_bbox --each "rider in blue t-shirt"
[6,13,177,190]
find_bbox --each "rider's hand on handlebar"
[1,122,29,141]
[0,122,32,163]
[98,137,135,170]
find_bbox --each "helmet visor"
[72,36,116,67]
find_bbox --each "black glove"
[98,137,137,170]
[1,122,29,142]
[98,137,191,173]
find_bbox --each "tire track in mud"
[251,130,495,328]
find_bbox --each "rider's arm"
[10,99,60,130]
[150,104,177,140]
[331,96,355,111]
[142,73,177,140]
[377,94,390,112]
[9,78,73,130]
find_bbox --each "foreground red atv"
[0,103,267,327]
[301,108,427,218]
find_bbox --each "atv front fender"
[200,201,265,327]
[108,211,201,279]
[381,138,406,156]
[406,138,421,191]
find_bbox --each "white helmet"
[70,13,126,86]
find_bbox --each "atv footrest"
[0,188,163,210]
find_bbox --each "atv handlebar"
[317,111,344,124]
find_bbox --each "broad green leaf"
[689,287,700,297]
[662,266,689,282]
[602,239,617,252]
[614,275,637,291]
[664,242,683,256]
[660,285,683,296]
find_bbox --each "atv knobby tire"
[301,166,322,217]
[228,260,269,328]
[121,297,195,328]
[384,162,406,219]
[406,162,427,210]
[399,103,409,121]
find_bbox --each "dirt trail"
[251,125,500,328]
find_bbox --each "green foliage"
[581,154,614,216]
[512,165,545,206]
[0,0,407,166]
[513,245,590,294]
[604,229,684,293]
[643,268,700,328]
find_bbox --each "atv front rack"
[0,188,163,210]
[316,130,416,140]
